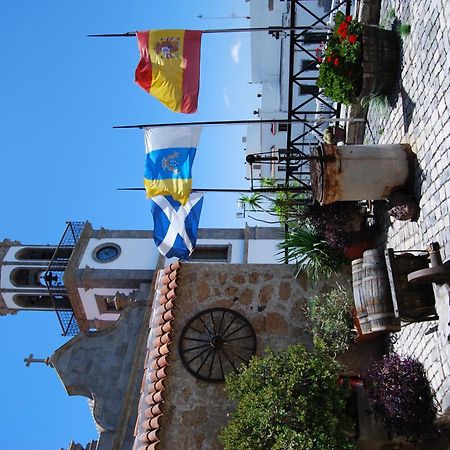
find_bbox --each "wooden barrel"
[362,249,401,333]
[359,25,400,98]
[351,258,371,334]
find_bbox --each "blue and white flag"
[150,192,204,259]
[144,126,202,205]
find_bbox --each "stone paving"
[362,0,450,412]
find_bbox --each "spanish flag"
[135,30,202,114]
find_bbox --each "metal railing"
[44,221,86,336]
[285,0,352,189]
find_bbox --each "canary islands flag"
[135,30,202,114]
[151,193,204,260]
[144,126,202,205]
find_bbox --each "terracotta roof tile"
[144,403,162,418]
[133,262,181,450]
[145,391,164,405]
[149,366,167,382]
[152,333,171,347]
[136,442,160,450]
[138,429,159,443]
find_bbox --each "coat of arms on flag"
[144,126,202,205]
[135,30,202,113]
[150,193,204,259]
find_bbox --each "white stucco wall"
[247,239,281,263]
[79,238,158,270]
[78,287,129,321]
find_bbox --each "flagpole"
[87,25,329,38]
[117,187,311,193]
[113,117,365,129]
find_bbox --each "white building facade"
[0,222,282,332]
[244,0,347,187]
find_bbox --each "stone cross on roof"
[24,353,53,368]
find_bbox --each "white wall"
[78,287,128,321]
[247,239,281,263]
[79,238,158,270]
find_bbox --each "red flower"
[338,22,348,34]
[346,15,352,22]
[317,57,322,63]
[327,55,333,62]
[334,57,339,66]
[348,34,358,44]
[338,21,349,39]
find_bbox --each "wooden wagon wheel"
[178,307,256,382]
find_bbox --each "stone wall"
[157,263,350,450]
[51,302,150,450]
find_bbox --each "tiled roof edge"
[132,261,181,450]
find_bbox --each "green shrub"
[306,286,355,355]
[219,345,356,450]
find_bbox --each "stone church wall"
[51,302,150,450]
[158,263,350,450]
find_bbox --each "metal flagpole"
[87,25,329,38]
[117,187,311,193]
[113,117,365,129]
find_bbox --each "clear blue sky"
[0,1,260,448]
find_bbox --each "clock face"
[94,245,120,262]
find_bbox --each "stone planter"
[358,25,401,99]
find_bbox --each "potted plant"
[219,344,357,450]
[306,202,373,259]
[316,11,400,104]
[277,221,348,283]
[364,354,439,442]
[305,285,356,356]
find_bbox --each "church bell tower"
[0,221,158,335]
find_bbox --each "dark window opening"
[15,247,72,261]
[301,59,317,71]
[190,245,230,263]
[303,32,328,44]
[299,84,319,96]
[13,294,71,309]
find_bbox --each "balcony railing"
[44,221,86,336]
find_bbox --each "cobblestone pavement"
[363,0,450,412]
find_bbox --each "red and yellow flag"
[135,30,202,114]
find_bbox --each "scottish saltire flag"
[144,126,202,205]
[151,193,204,259]
[135,30,202,113]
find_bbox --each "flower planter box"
[358,25,401,99]
[316,13,401,105]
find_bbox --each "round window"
[92,243,121,263]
